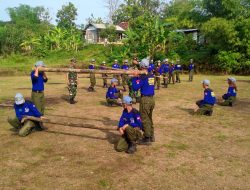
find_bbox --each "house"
[84,23,125,44]
[175,29,204,44]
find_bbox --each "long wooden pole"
[38,68,147,75]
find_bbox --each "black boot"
[150,136,155,142]
[138,137,151,145]
[69,98,74,104]
[126,142,137,154]
[205,110,213,116]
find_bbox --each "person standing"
[67,58,78,104]
[175,59,182,83]
[112,60,121,86]
[31,61,48,115]
[88,59,96,92]
[168,61,175,84]
[189,59,195,81]
[100,61,108,88]
[154,60,162,90]
[121,60,129,91]
[132,58,155,145]
[161,59,169,88]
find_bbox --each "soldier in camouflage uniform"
[128,57,141,103]
[121,60,129,91]
[67,58,78,104]
[88,59,96,92]
[100,61,108,88]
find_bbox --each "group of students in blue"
[194,77,238,116]
[7,58,238,156]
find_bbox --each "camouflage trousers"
[195,100,213,115]
[7,117,37,137]
[68,83,77,100]
[189,69,194,81]
[122,74,129,89]
[31,91,45,115]
[102,74,108,87]
[162,73,168,87]
[169,72,175,84]
[175,71,181,83]
[154,75,160,89]
[220,95,236,106]
[140,96,155,138]
[128,80,140,103]
[116,126,142,152]
[90,73,96,87]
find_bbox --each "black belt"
[141,95,153,97]
[32,90,43,93]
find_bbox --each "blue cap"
[140,58,149,68]
[35,61,46,67]
[228,77,236,83]
[123,96,132,105]
[111,78,118,84]
[202,79,210,86]
[15,93,25,105]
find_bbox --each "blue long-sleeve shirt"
[112,63,120,69]
[121,65,129,70]
[226,87,237,97]
[14,101,42,121]
[175,64,182,71]
[148,63,155,73]
[169,66,175,74]
[132,74,154,96]
[118,108,142,129]
[31,71,47,91]
[189,64,194,70]
[162,64,169,73]
[89,65,95,70]
[201,88,216,105]
[106,86,119,99]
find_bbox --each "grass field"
[0,73,250,190]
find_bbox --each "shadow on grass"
[176,106,194,115]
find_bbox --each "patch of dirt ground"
[0,73,250,190]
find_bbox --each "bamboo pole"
[38,68,147,75]
[78,76,113,79]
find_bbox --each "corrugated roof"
[85,23,125,32]
[175,29,198,32]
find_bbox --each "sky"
[0,0,108,25]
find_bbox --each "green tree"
[56,2,78,29]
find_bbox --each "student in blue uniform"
[116,96,143,154]
[112,60,121,85]
[148,59,155,74]
[168,61,175,84]
[162,59,169,88]
[195,79,216,116]
[175,59,182,83]
[219,77,237,106]
[132,58,155,145]
[7,93,43,137]
[31,61,48,115]
[106,78,123,106]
